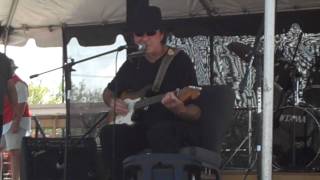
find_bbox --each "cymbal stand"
[293,70,302,106]
[244,60,257,167]
[288,32,303,167]
[247,105,254,165]
[292,32,303,107]
[223,21,263,171]
[222,64,256,169]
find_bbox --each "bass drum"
[273,106,320,169]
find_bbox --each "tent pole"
[62,26,70,180]
[262,0,275,180]
[2,0,19,49]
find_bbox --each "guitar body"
[106,85,201,125]
[106,85,151,125]
[108,98,141,125]
[120,85,151,100]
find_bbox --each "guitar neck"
[134,94,164,110]
[132,86,201,110]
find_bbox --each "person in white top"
[1,59,31,180]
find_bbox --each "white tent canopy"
[1,0,320,46]
[1,1,319,180]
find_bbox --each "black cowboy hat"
[128,6,162,33]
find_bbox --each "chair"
[123,85,235,180]
[123,153,202,180]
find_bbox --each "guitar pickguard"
[112,98,141,125]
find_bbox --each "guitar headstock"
[177,86,202,102]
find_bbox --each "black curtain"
[62,9,320,47]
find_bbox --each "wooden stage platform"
[219,170,320,180]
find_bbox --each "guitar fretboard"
[134,94,164,110]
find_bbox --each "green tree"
[28,83,63,104]
[29,81,102,104]
[71,81,102,103]
[47,83,63,104]
[28,83,49,104]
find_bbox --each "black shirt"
[107,49,198,126]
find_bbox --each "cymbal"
[227,42,254,63]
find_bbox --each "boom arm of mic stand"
[58,46,124,180]
[29,47,125,79]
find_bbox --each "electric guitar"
[107,86,201,125]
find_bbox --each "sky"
[0,35,127,95]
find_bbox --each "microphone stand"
[248,21,264,180]
[29,46,127,79]
[30,45,127,180]
[237,20,264,178]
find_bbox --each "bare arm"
[13,103,27,123]
[102,87,114,107]
[161,92,201,121]
[8,80,27,133]
[102,87,128,115]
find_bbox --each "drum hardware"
[273,59,296,110]
[224,41,264,169]
[227,42,254,62]
[293,69,303,106]
[272,51,320,169]
[227,42,263,69]
[273,57,320,169]
[303,54,320,108]
[274,56,301,107]
[222,135,250,169]
[221,105,258,169]
[273,106,320,169]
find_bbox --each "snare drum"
[273,106,320,169]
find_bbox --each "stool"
[123,153,202,180]
[180,147,221,180]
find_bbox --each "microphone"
[117,44,145,51]
[29,74,39,79]
[127,44,146,60]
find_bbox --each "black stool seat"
[123,153,203,180]
[180,147,221,168]
[180,147,221,179]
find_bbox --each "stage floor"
[219,170,320,180]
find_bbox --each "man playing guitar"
[100,5,202,180]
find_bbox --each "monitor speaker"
[21,137,97,180]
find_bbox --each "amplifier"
[21,137,97,180]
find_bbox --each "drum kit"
[223,42,320,170]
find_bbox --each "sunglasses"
[134,30,159,37]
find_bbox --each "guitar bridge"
[143,106,149,111]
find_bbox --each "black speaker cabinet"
[21,137,98,180]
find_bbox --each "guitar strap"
[152,47,181,93]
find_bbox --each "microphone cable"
[111,50,120,180]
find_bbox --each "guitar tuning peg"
[188,85,202,91]
[175,88,181,96]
